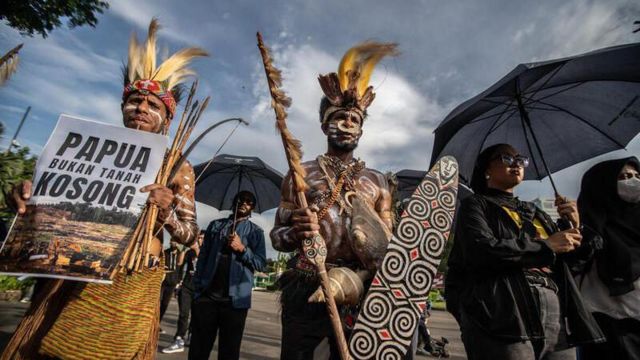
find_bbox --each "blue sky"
[1,0,639,257]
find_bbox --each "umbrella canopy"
[395,169,473,202]
[431,43,640,192]
[193,154,284,213]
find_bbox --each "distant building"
[531,198,560,221]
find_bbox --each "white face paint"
[123,93,167,132]
[327,117,363,149]
[337,119,362,135]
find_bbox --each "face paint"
[123,93,168,133]
[337,119,362,135]
[326,115,363,151]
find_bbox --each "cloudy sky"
[1,0,639,257]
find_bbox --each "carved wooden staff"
[256,32,350,360]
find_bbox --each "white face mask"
[618,177,640,203]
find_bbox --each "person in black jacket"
[162,231,205,354]
[445,144,604,360]
[575,157,640,360]
[160,240,184,324]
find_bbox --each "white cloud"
[511,1,637,61]
[107,1,191,44]
[248,42,445,173]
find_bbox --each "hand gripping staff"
[256,32,351,360]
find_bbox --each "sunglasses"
[236,198,255,206]
[492,154,530,168]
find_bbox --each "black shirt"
[182,248,198,290]
[163,248,181,286]
[204,246,232,302]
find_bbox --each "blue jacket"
[193,217,266,309]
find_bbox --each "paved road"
[1,291,466,359]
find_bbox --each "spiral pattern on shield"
[438,190,456,210]
[362,292,393,325]
[405,197,430,221]
[389,307,417,341]
[431,208,451,231]
[376,343,404,360]
[405,260,432,296]
[349,328,377,360]
[396,218,423,247]
[422,229,446,258]
[380,248,409,282]
[417,177,438,198]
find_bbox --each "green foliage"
[428,289,442,302]
[266,253,291,274]
[1,0,109,38]
[43,202,138,227]
[0,139,37,221]
[0,275,33,291]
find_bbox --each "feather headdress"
[0,44,23,86]
[318,41,398,123]
[123,18,208,117]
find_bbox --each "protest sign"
[0,115,168,283]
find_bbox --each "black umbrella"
[395,169,473,202]
[193,154,284,213]
[431,43,640,195]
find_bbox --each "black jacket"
[445,192,604,345]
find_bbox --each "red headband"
[122,79,177,117]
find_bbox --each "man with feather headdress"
[3,19,204,360]
[270,42,398,359]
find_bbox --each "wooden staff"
[256,32,350,360]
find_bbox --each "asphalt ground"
[0,290,466,359]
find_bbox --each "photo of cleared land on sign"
[0,203,137,280]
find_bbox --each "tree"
[1,0,109,38]
[0,124,37,221]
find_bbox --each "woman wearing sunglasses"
[575,157,640,360]
[446,144,603,360]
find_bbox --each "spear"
[256,32,350,360]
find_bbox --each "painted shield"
[349,156,459,359]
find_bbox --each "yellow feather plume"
[337,41,399,96]
[143,19,159,79]
[126,18,208,91]
[127,33,141,83]
[151,48,208,84]
[0,44,23,86]
[0,55,19,86]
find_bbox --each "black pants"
[581,312,640,360]
[418,318,433,351]
[188,297,248,360]
[280,302,341,360]
[175,285,194,339]
[461,286,575,360]
[159,284,176,322]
